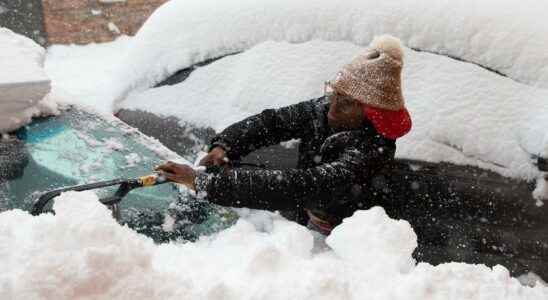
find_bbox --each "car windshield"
[0,108,236,241]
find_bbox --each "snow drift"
[106,0,548,110]
[0,28,58,133]
[48,0,548,113]
[44,36,132,113]
[1,191,546,299]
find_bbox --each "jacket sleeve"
[209,100,318,160]
[195,144,391,212]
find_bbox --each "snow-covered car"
[114,56,548,279]
[0,108,236,242]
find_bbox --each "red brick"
[43,0,92,12]
[42,0,168,44]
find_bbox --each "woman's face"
[326,86,363,130]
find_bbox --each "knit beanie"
[330,35,405,111]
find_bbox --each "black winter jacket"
[195,97,396,225]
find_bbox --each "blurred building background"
[0,0,167,45]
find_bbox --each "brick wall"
[42,0,168,45]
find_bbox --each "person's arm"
[209,99,319,161]
[195,144,391,212]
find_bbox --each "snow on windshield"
[1,191,546,299]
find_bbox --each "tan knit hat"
[330,35,405,111]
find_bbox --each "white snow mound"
[327,207,417,274]
[0,28,58,133]
[107,0,548,110]
[44,36,132,114]
[1,191,546,299]
[47,0,548,113]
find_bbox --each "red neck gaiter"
[363,105,412,140]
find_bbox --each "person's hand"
[155,161,197,190]
[199,146,228,168]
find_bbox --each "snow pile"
[1,191,546,299]
[45,0,548,113]
[123,40,357,129]
[327,207,417,274]
[44,36,132,112]
[121,40,548,180]
[104,0,548,107]
[0,28,58,133]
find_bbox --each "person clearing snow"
[156,35,412,236]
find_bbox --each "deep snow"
[0,28,58,133]
[45,0,548,115]
[1,191,546,299]
[110,0,548,108]
[44,35,132,113]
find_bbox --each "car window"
[0,108,237,241]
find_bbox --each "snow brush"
[30,162,266,217]
[30,174,168,217]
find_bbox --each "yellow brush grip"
[139,175,157,186]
